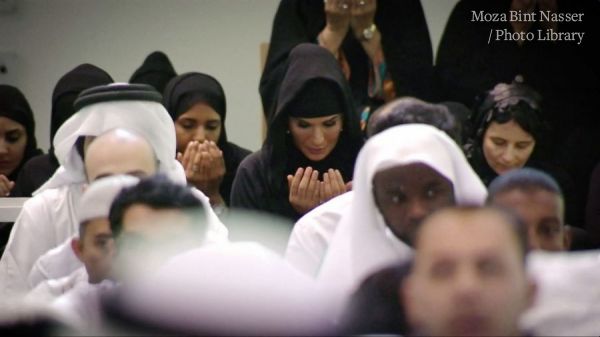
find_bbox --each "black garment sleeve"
[230,153,270,211]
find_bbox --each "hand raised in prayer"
[320,169,347,204]
[350,0,376,39]
[0,174,15,197]
[324,0,351,34]
[320,0,352,56]
[287,167,321,215]
[177,140,226,205]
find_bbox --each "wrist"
[360,29,382,60]
[319,25,346,56]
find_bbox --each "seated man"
[49,174,209,333]
[403,206,536,336]
[286,97,462,277]
[0,84,228,298]
[487,168,571,251]
[25,175,139,303]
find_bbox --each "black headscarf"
[163,72,228,145]
[264,43,364,193]
[129,51,177,94]
[0,85,43,181]
[51,63,114,146]
[162,72,251,205]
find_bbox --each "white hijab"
[35,91,184,194]
[318,124,487,304]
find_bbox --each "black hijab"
[51,64,114,147]
[264,43,364,193]
[0,85,43,181]
[129,51,177,94]
[162,72,251,205]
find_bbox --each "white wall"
[0,0,457,152]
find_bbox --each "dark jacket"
[260,0,434,118]
[232,43,364,221]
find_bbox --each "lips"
[306,147,325,155]
[448,314,489,335]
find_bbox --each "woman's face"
[0,116,27,177]
[288,114,343,161]
[174,102,222,153]
[483,120,535,175]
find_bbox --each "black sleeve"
[379,0,435,101]
[435,0,496,105]
[230,153,269,211]
[259,0,320,119]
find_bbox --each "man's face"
[372,163,455,246]
[404,210,535,336]
[492,189,567,251]
[73,218,115,283]
[84,135,157,182]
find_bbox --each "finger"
[323,172,332,198]
[181,141,195,169]
[333,169,346,195]
[298,167,313,199]
[289,168,304,196]
[306,169,319,198]
[287,175,294,189]
[345,180,353,191]
[176,152,183,163]
[0,175,13,196]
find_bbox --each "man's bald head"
[84,128,158,182]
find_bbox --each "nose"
[407,198,428,225]
[453,267,482,303]
[193,127,206,143]
[312,127,325,146]
[500,146,517,164]
[0,140,8,155]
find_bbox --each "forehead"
[179,102,221,120]
[485,120,533,141]
[492,188,562,217]
[0,116,25,131]
[82,218,111,236]
[416,211,520,260]
[373,163,451,187]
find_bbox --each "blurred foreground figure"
[403,206,536,336]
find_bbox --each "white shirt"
[25,267,88,304]
[0,184,83,298]
[285,192,353,277]
[522,250,600,336]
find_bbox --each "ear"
[525,276,538,310]
[71,237,84,261]
[563,225,573,251]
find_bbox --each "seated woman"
[163,72,251,208]
[0,85,42,197]
[465,78,579,227]
[231,43,364,221]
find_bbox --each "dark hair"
[108,174,204,237]
[487,167,563,202]
[472,78,546,144]
[366,97,462,144]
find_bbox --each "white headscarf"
[35,86,184,194]
[77,175,141,224]
[318,124,487,304]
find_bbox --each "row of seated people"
[0,86,598,335]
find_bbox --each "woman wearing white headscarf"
[317,124,487,312]
[0,84,228,298]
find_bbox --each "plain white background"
[0,0,458,152]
